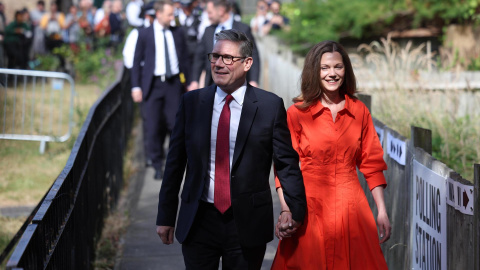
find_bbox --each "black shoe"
[154,168,163,180]
[145,159,153,167]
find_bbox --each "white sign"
[412,160,447,270]
[387,132,406,165]
[52,78,64,90]
[447,178,474,215]
[374,125,384,148]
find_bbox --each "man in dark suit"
[131,0,190,179]
[156,29,306,269]
[187,0,260,91]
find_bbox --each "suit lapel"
[232,86,258,168]
[199,85,216,167]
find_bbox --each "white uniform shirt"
[126,0,144,27]
[153,20,180,76]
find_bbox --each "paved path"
[115,123,280,269]
[0,205,35,218]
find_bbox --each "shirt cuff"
[366,171,387,191]
[131,87,141,93]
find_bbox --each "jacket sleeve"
[356,105,388,190]
[175,27,191,85]
[275,106,302,189]
[156,94,188,226]
[272,98,306,222]
[190,26,209,82]
[244,26,260,83]
[130,28,145,89]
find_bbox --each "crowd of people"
[0,0,288,70]
[0,0,128,70]
[250,0,289,36]
[122,0,290,181]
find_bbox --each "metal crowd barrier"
[4,68,134,269]
[0,68,75,153]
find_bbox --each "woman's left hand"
[377,211,391,243]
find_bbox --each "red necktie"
[214,94,234,214]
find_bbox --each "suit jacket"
[131,25,191,100]
[156,84,306,248]
[191,21,260,87]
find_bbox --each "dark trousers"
[182,201,266,270]
[5,41,28,69]
[142,75,183,170]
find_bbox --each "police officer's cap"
[144,1,156,16]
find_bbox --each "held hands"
[156,225,175,245]
[377,211,391,244]
[275,211,301,240]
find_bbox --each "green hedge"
[277,0,480,54]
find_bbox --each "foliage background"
[277,0,480,54]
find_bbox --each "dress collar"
[310,94,355,118]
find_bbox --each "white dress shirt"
[153,20,180,76]
[197,11,211,41]
[213,14,234,43]
[123,20,151,69]
[123,29,138,69]
[202,83,247,203]
[93,8,105,27]
[126,0,144,27]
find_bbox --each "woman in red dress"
[272,41,391,270]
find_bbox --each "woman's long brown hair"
[294,41,357,109]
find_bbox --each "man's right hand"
[187,81,199,91]
[157,225,175,245]
[131,88,143,103]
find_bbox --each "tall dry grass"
[351,35,480,181]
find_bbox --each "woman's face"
[320,51,345,93]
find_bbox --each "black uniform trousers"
[142,74,183,171]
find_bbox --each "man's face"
[156,4,175,27]
[270,2,280,15]
[50,4,58,13]
[210,40,252,93]
[70,5,77,15]
[16,12,24,22]
[206,2,224,24]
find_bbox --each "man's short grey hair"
[214,29,253,58]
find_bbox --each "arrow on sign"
[463,189,469,209]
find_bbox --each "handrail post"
[411,126,432,155]
[356,93,372,113]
